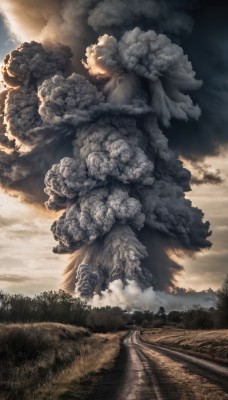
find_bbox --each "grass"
[0,323,125,400]
[141,327,228,363]
[140,341,227,400]
[34,332,124,400]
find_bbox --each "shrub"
[86,307,125,332]
[0,326,51,364]
[183,307,214,330]
[153,319,165,328]
[141,320,152,328]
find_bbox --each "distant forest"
[0,276,227,331]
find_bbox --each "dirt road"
[113,330,228,400]
[88,330,228,399]
[117,331,166,400]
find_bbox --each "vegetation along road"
[101,330,228,400]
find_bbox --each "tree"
[0,291,11,321]
[216,275,228,328]
[71,298,90,326]
[132,311,145,325]
[143,310,154,322]
[0,291,35,323]
[34,290,77,323]
[167,311,182,324]
[183,307,214,329]
[86,307,125,332]
[156,306,166,322]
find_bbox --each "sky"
[180,153,228,291]
[0,8,227,296]
[0,15,67,294]
[0,16,14,60]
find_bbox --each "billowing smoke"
[0,40,74,203]
[0,0,215,304]
[89,280,215,311]
[0,0,196,71]
[75,264,99,298]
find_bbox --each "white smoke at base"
[89,279,214,311]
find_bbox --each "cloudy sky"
[0,5,227,296]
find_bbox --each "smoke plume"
[0,0,215,304]
[89,280,215,311]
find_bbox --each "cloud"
[0,274,31,283]
[166,7,228,158]
[187,161,224,185]
[0,1,220,306]
[0,216,18,227]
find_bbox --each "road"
[117,331,165,400]
[116,330,228,400]
[88,330,228,400]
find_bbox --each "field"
[1,324,227,400]
[141,327,228,363]
[0,323,125,400]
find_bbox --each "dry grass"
[0,323,125,400]
[140,342,227,400]
[141,327,228,363]
[35,331,124,400]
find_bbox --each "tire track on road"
[139,333,228,392]
[88,330,228,400]
[116,330,228,400]
[117,331,179,400]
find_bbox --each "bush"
[0,327,51,364]
[0,290,89,327]
[153,319,165,328]
[86,307,125,332]
[183,307,214,330]
[141,320,152,328]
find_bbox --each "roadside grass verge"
[141,344,227,400]
[141,327,228,363]
[33,332,124,400]
[0,323,125,400]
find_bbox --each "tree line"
[0,275,227,331]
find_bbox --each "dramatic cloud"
[84,28,201,126]
[189,162,223,186]
[165,6,228,158]
[51,186,145,254]
[1,1,227,158]
[2,41,72,87]
[38,73,105,123]
[0,0,196,70]
[0,0,219,306]
[75,264,99,298]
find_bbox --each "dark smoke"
[0,0,217,302]
[165,4,228,159]
[189,162,223,186]
[0,41,74,203]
